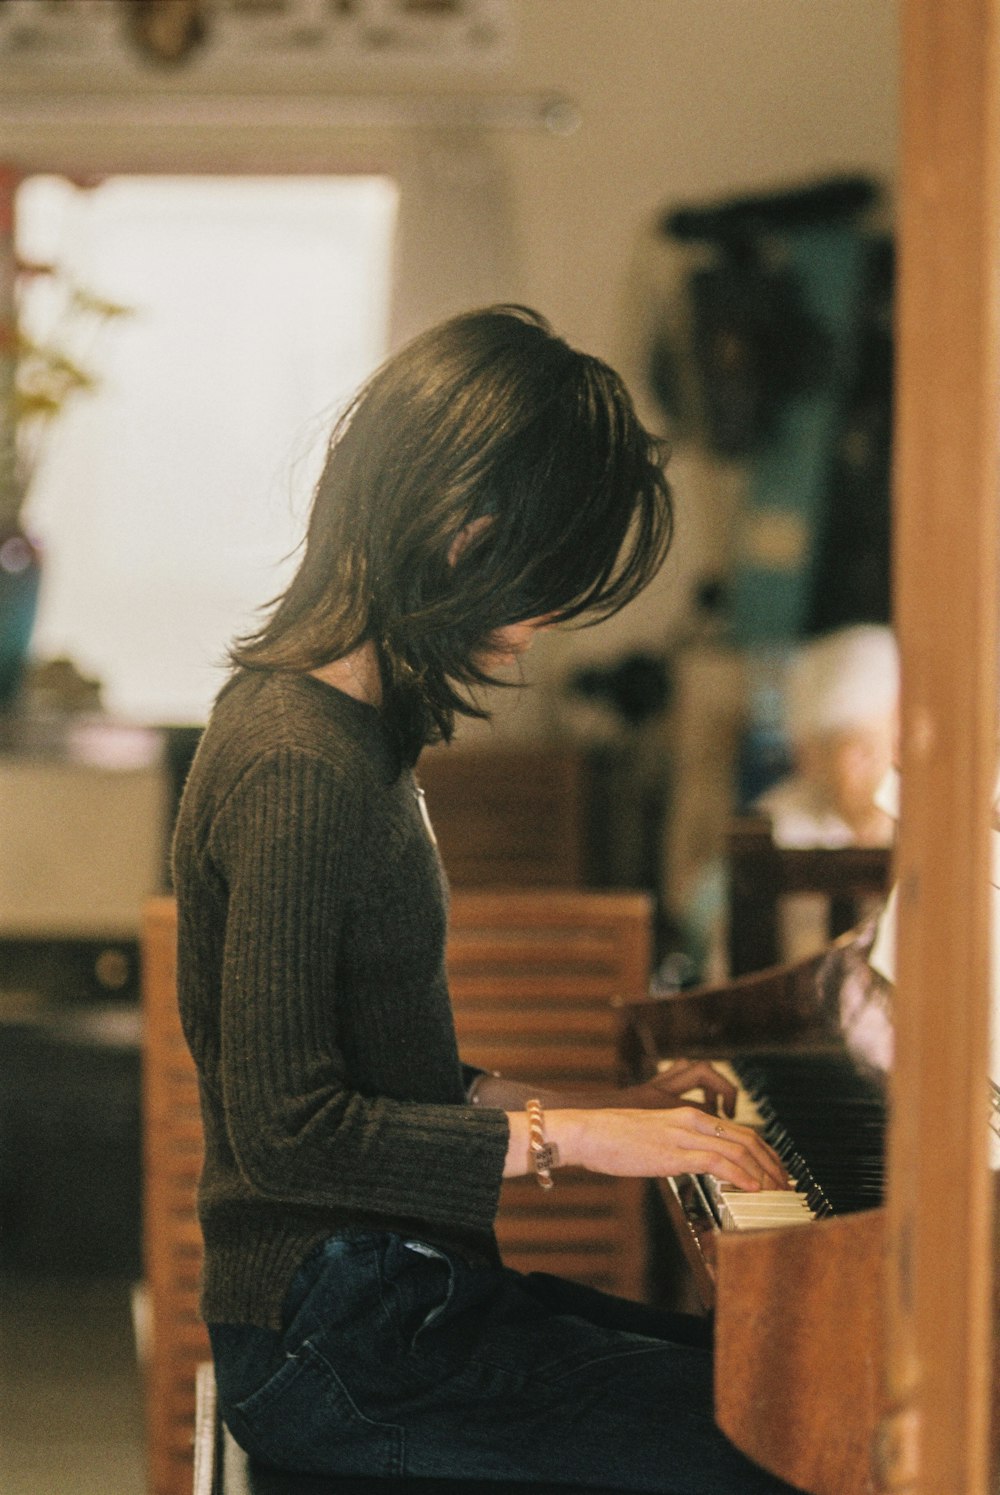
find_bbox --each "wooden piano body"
[619,944,1000,1495]
[617,941,888,1495]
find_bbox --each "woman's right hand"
[507,1106,789,1193]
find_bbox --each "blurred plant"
[0,257,133,531]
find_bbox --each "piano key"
[721,1208,815,1232]
[702,1171,816,1232]
[671,1060,767,1129]
[732,1051,888,1218]
[671,1049,889,1232]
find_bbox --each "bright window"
[17,174,398,723]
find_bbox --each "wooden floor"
[0,1273,145,1495]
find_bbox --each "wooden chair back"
[416,744,587,886]
[143,895,207,1495]
[142,888,652,1495]
[447,889,651,1290]
[727,814,892,975]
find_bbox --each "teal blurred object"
[0,528,41,708]
[731,225,870,644]
[736,645,794,808]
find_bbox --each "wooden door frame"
[885,3,1000,1490]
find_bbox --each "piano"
[616,938,894,1495]
[660,1050,888,1306]
[619,945,1000,1495]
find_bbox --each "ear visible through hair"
[447,514,494,567]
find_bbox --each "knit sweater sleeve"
[208,745,509,1234]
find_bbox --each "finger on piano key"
[665,1059,766,1129]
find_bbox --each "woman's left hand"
[618,1060,738,1118]
[470,1062,739,1119]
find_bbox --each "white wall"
[503,2,898,351]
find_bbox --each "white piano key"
[718,1197,815,1232]
[724,1212,815,1232]
[723,1194,813,1215]
[662,1057,820,1232]
[703,1172,815,1232]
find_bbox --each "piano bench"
[197,1366,650,1495]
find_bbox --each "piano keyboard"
[683,1052,888,1233]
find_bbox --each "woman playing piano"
[173,306,793,1494]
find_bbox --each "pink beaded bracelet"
[525,1098,560,1189]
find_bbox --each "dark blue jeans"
[210,1232,796,1494]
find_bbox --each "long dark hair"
[231,305,673,762]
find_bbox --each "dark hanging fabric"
[653,175,879,461]
[805,235,894,634]
[685,238,832,458]
[661,175,879,243]
[647,175,892,644]
[568,651,673,727]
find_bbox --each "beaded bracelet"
[525,1098,560,1189]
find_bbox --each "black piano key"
[732,1051,888,1216]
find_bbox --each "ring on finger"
[714,1123,725,1137]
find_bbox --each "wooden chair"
[415,744,587,886]
[446,889,651,1292]
[726,814,892,975]
[142,888,652,1495]
[143,897,207,1495]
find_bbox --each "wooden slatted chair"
[143,896,208,1495]
[446,889,651,1293]
[416,744,587,886]
[142,888,652,1495]
[726,814,892,975]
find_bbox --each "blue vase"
[0,528,42,708]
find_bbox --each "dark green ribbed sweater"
[172,670,510,1330]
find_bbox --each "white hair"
[786,625,899,741]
